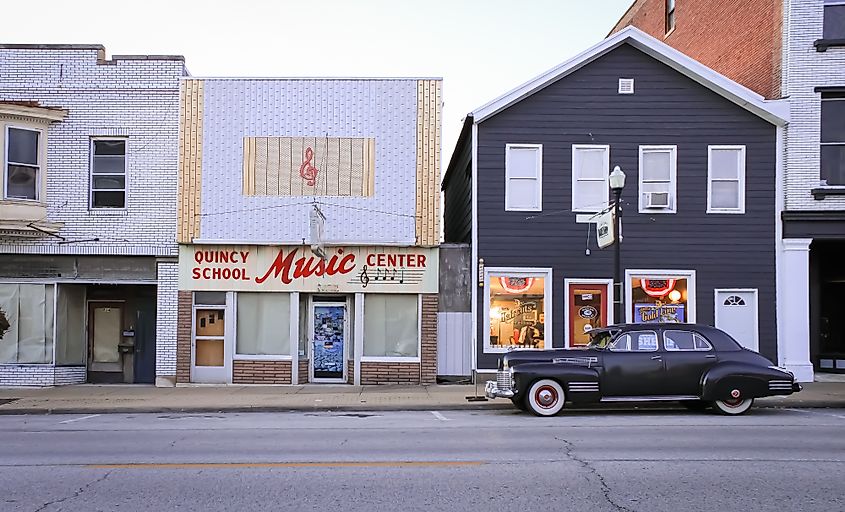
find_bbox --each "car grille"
[497,370,512,391]
[769,379,793,391]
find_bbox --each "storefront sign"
[634,302,685,323]
[179,245,438,293]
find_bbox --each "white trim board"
[470,26,788,126]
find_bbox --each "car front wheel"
[526,379,565,416]
[713,398,754,415]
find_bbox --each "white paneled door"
[715,289,759,352]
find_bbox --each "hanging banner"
[596,210,615,249]
[179,245,438,293]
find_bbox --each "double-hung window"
[572,144,609,213]
[707,146,745,213]
[638,146,677,213]
[91,139,126,208]
[5,127,40,201]
[504,144,542,211]
[821,93,845,186]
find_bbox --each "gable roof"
[471,26,788,126]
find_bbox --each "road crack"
[33,470,113,512]
[555,436,633,512]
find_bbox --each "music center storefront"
[177,244,439,385]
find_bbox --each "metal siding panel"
[199,79,417,243]
[473,44,778,368]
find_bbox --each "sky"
[2,0,634,165]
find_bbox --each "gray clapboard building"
[442,27,789,374]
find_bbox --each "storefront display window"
[236,292,290,356]
[363,294,419,358]
[0,283,55,364]
[487,271,549,351]
[627,272,695,324]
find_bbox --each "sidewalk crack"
[33,470,113,512]
[555,436,633,512]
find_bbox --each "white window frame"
[4,125,42,201]
[360,293,422,362]
[707,145,746,214]
[571,144,610,213]
[624,269,697,324]
[190,291,234,384]
[89,137,127,210]
[232,292,295,361]
[504,143,543,212]
[484,267,553,354]
[638,145,677,214]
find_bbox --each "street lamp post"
[609,166,626,325]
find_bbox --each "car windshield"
[586,330,617,349]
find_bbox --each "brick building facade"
[0,45,185,386]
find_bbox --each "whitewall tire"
[713,398,754,415]
[526,379,565,416]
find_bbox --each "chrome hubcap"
[536,386,557,408]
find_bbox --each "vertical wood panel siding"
[242,137,376,197]
[177,79,204,243]
[473,44,777,369]
[415,80,442,246]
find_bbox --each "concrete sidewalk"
[0,381,843,415]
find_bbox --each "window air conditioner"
[644,192,671,209]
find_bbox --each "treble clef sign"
[359,265,370,288]
[299,147,319,187]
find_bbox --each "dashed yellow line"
[87,461,486,470]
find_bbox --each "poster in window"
[489,275,545,350]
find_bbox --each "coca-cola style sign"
[179,245,438,293]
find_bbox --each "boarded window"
[243,137,375,197]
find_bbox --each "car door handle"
[651,355,662,360]
[705,355,716,359]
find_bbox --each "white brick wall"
[0,47,185,254]
[156,260,178,380]
[0,365,85,386]
[0,47,185,386]
[783,0,845,210]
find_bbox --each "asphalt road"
[1,407,843,512]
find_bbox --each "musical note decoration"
[299,147,319,187]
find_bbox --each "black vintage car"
[485,323,801,416]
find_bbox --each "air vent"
[618,78,634,94]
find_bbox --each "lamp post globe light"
[609,166,626,325]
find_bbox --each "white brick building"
[778,0,845,381]
[0,45,185,386]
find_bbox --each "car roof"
[591,323,742,351]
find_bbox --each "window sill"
[814,39,845,52]
[359,356,420,363]
[812,187,845,200]
[233,355,293,361]
[88,209,129,216]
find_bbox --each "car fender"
[513,363,601,403]
[701,362,791,400]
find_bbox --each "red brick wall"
[176,291,192,384]
[420,294,438,385]
[610,0,782,99]
[298,359,309,384]
[233,360,292,384]
[347,359,354,384]
[359,362,421,385]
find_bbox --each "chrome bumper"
[485,380,515,399]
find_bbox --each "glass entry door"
[88,302,124,375]
[310,302,347,382]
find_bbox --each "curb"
[0,401,842,416]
